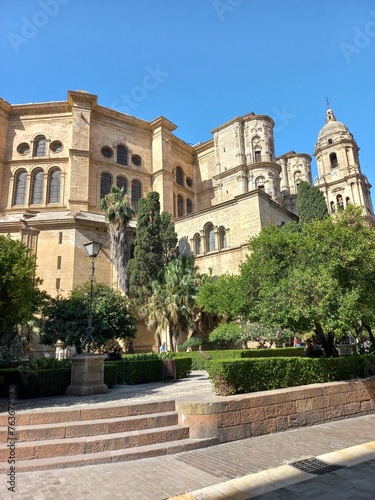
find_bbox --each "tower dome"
[317,108,351,141]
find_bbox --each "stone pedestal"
[65,354,108,396]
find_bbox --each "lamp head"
[84,240,102,258]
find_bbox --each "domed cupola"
[317,108,352,144]
[314,105,373,217]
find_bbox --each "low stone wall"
[176,377,375,443]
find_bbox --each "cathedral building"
[0,90,372,351]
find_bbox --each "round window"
[132,154,142,166]
[50,141,63,153]
[101,146,113,158]
[186,177,193,187]
[17,143,30,155]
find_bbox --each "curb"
[168,441,375,499]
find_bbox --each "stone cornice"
[314,138,359,156]
[193,139,214,155]
[211,113,275,135]
[277,152,312,161]
[69,149,90,157]
[150,116,177,133]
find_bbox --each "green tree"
[240,206,375,356]
[160,211,178,264]
[99,186,135,294]
[39,283,137,353]
[0,235,45,338]
[145,255,199,351]
[128,192,178,307]
[296,180,329,224]
[208,323,242,349]
[196,273,244,321]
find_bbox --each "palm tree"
[146,255,200,351]
[99,186,135,295]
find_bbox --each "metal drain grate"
[290,457,345,475]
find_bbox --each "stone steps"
[0,437,219,472]
[0,399,218,471]
[0,411,179,441]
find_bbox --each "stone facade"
[0,91,373,351]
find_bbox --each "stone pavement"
[1,372,375,499]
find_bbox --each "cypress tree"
[296,181,329,224]
[128,192,178,306]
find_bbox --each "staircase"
[0,400,218,471]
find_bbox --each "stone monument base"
[65,354,108,396]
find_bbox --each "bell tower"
[314,106,373,216]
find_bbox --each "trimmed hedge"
[206,354,375,396]
[0,368,71,399]
[105,357,192,385]
[172,348,304,370]
[103,362,118,388]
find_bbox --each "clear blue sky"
[1,0,374,194]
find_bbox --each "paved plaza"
[1,372,374,499]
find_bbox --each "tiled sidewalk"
[1,414,374,499]
[1,372,374,499]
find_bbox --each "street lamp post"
[82,240,102,354]
[65,239,107,396]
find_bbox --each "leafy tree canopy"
[196,273,244,321]
[0,235,45,338]
[240,205,375,356]
[296,180,329,224]
[39,283,137,353]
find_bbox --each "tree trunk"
[361,321,375,346]
[313,322,339,357]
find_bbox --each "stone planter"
[65,354,108,396]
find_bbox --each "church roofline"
[211,113,275,135]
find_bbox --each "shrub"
[179,337,203,351]
[104,362,118,388]
[241,347,304,358]
[25,357,72,370]
[208,323,242,349]
[175,357,192,378]
[206,354,375,396]
[126,359,162,384]
[28,368,71,397]
[106,360,128,385]
[172,348,304,369]
[0,367,71,398]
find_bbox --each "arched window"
[13,169,27,206]
[177,195,184,217]
[330,201,335,213]
[100,173,112,199]
[117,145,128,165]
[345,196,350,205]
[131,180,142,210]
[256,176,265,191]
[48,168,61,203]
[186,198,193,214]
[116,176,127,192]
[176,166,184,186]
[218,226,227,250]
[193,233,201,255]
[330,152,338,168]
[205,222,215,252]
[30,168,44,204]
[336,194,344,209]
[33,135,46,157]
